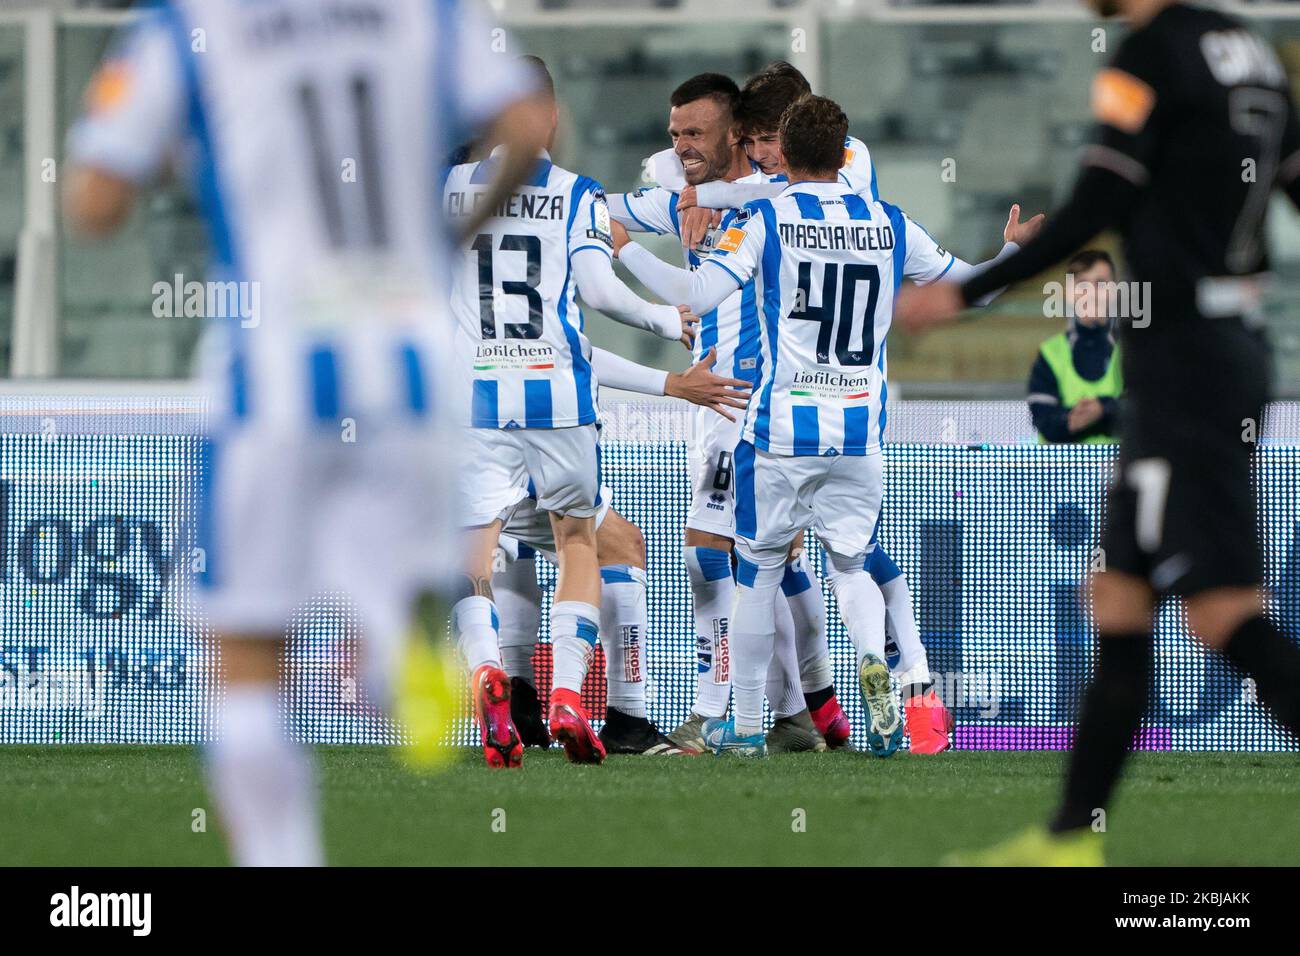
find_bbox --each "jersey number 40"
[790,261,881,367]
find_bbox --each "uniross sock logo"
[50,886,151,936]
[714,619,730,684]
[621,625,641,682]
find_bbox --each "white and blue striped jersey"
[757,137,879,199]
[701,181,954,456]
[445,152,612,429]
[67,0,534,429]
[613,172,767,385]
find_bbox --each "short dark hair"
[670,72,741,117]
[518,55,555,99]
[780,95,848,177]
[739,72,809,136]
[1066,249,1115,275]
[755,60,811,96]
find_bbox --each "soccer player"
[494,346,751,755]
[607,73,851,753]
[619,95,1020,756]
[64,0,549,864]
[719,66,1047,752]
[661,62,880,250]
[896,0,1300,863]
[444,57,697,767]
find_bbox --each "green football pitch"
[2,747,1297,866]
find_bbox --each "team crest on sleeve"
[587,190,614,248]
[842,147,856,168]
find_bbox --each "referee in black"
[898,0,1300,865]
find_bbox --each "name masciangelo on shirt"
[50,886,151,937]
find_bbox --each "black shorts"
[1104,321,1270,596]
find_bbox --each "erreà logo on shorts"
[50,886,151,937]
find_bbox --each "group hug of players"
[446,57,1049,765]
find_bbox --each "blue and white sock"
[684,545,734,719]
[551,600,600,696]
[731,555,784,738]
[599,565,649,718]
[453,595,501,672]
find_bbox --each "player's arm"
[645,147,687,192]
[573,250,696,346]
[898,208,1038,307]
[570,187,697,346]
[593,345,750,420]
[606,186,678,235]
[921,205,1045,305]
[454,97,552,241]
[617,206,764,315]
[64,14,184,235]
[680,180,783,212]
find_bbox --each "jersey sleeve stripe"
[702,256,745,289]
[934,255,956,281]
[621,196,661,234]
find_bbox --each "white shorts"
[733,440,882,565]
[461,424,602,528]
[686,406,744,538]
[195,421,457,641]
[499,484,613,563]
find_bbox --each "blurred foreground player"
[897,0,1300,864]
[65,0,548,864]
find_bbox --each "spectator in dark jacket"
[1028,250,1123,443]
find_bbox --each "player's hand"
[678,304,700,350]
[665,346,751,421]
[1068,398,1104,433]
[681,207,721,251]
[1004,203,1045,246]
[677,184,698,212]
[893,282,966,336]
[611,219,631,258]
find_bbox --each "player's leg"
[1187,589,1300,735]
[781,545,853,749]
[197,431,322,866]
[869,548,952,754]
[208,635,323,867]
[453,428,539,767]
[814,452,901,758]
[492,537,551,747]
[594,510,687,754]
[764,543,830,753]
[705,441,807,756]
[456,519,526,768]
[674,409,743,749]
[527,423,606,763]
[547,510,605,761]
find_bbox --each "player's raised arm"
[897,204,1045,307]
[64,12,184,235]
